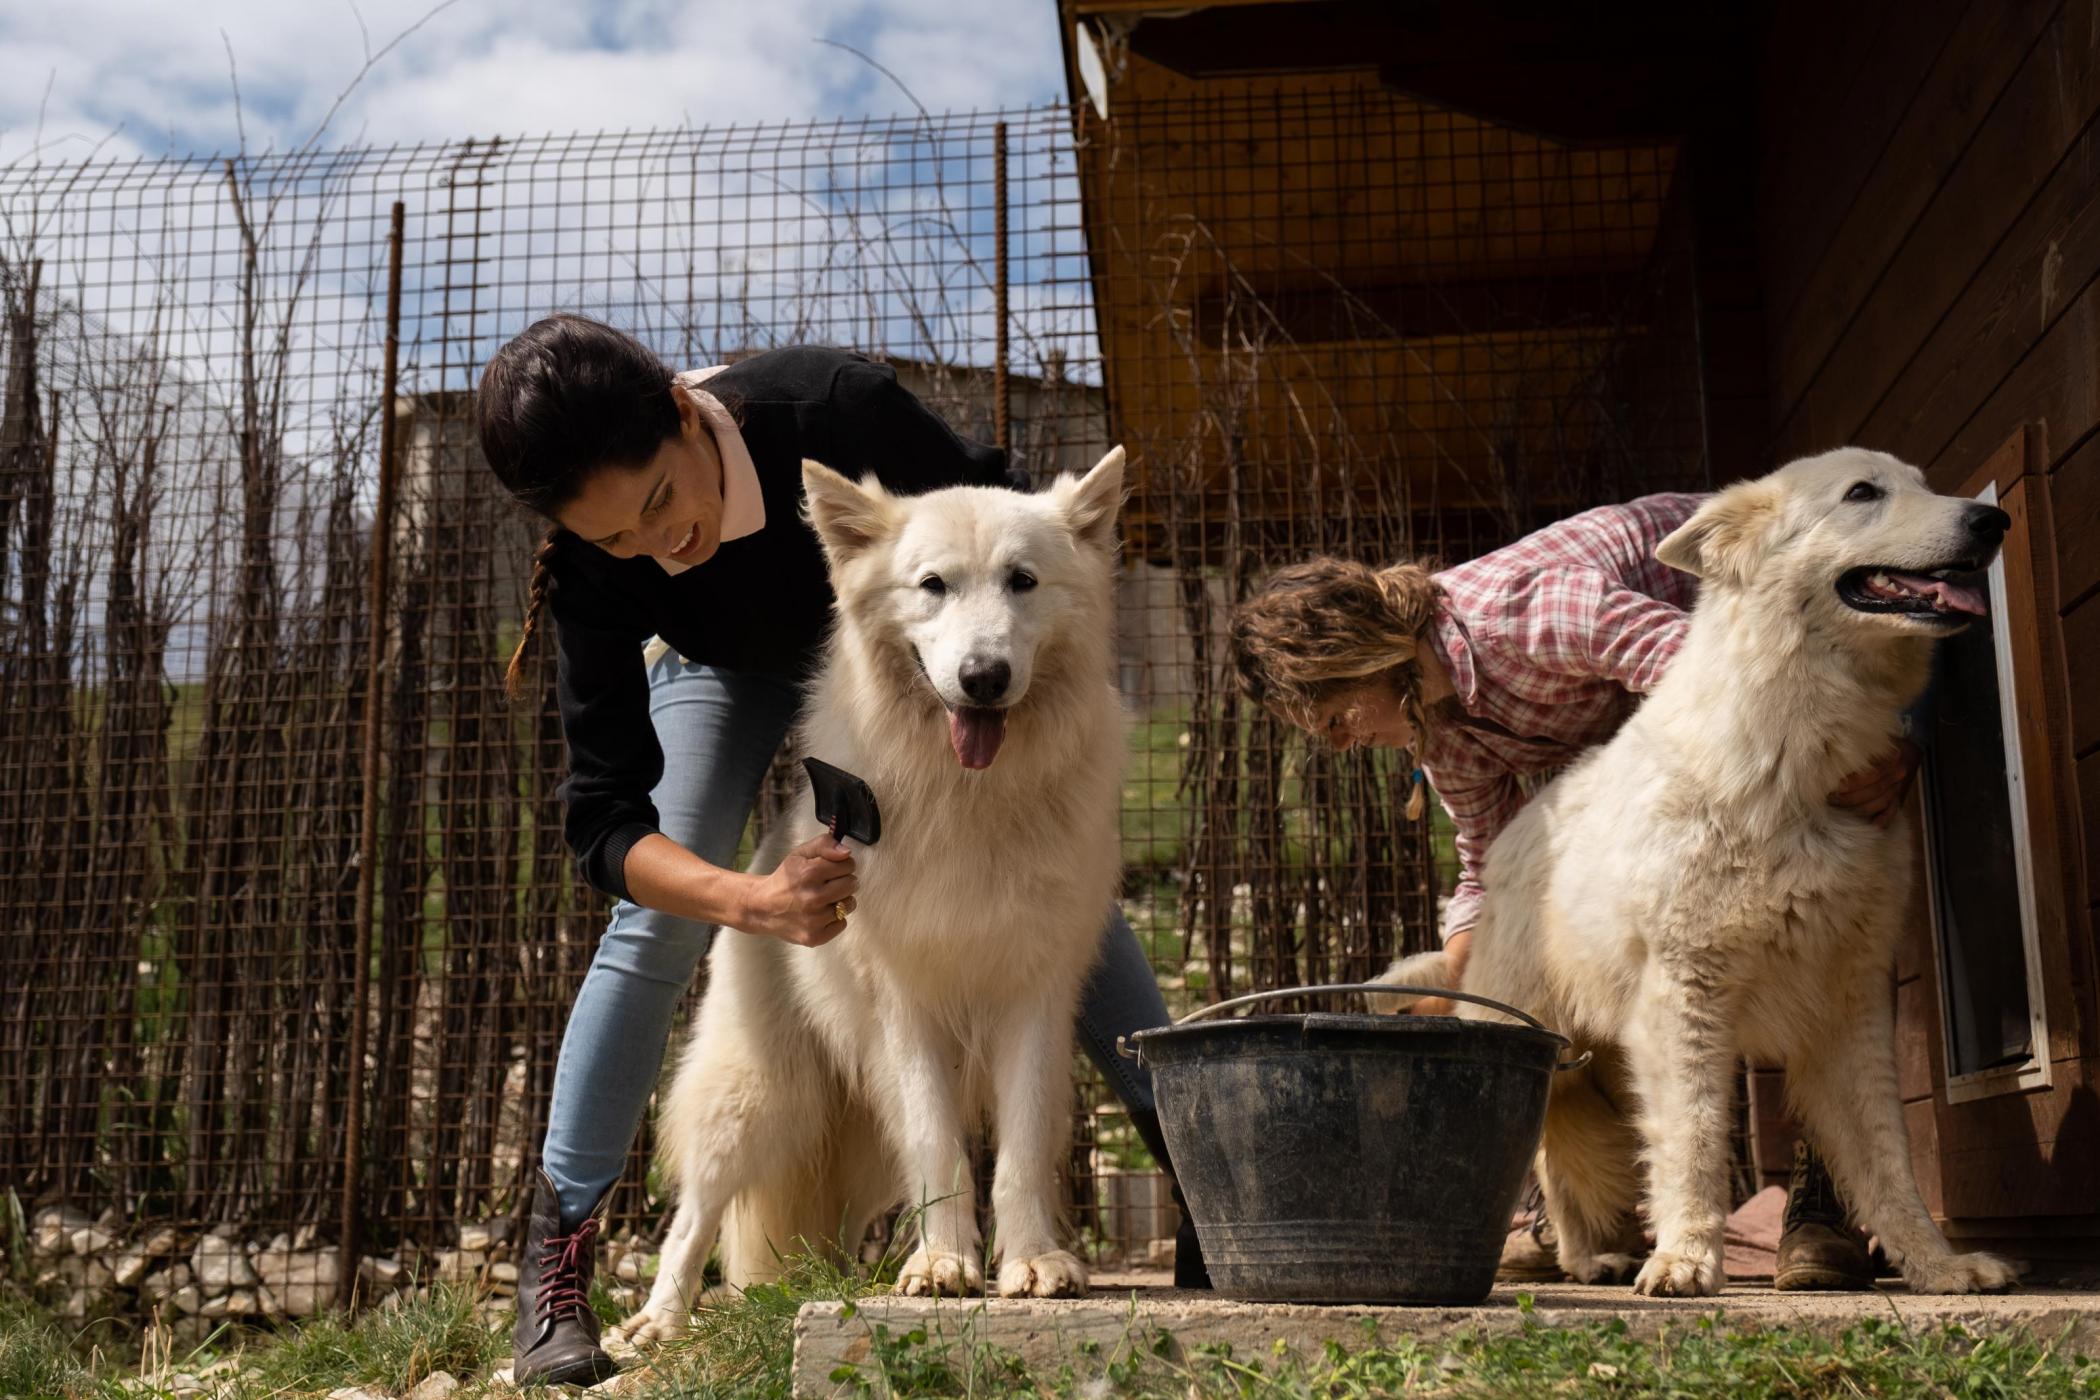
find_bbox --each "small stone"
[83,1256,116,1292]
[141,1263,193,1304]
[44,1254,89,1289]
[69,1225,117,1256]
[32,1206,91,1257]
[254,1248,340,1288]
[456,1222,497,1253]
[206,1222,243,1241]
[326,1389,390,1400]
[613,1253,640,1283]
[263,1231,292,1257]
[256,1283,286,1319]
[407,1371,461,1400]
[61,1288,91,1320]
[292,1222,320,1251]
[120,1225,185,1284]
[191,1236,259,1290]
[360,1255,404,1289]
[274,1281,331,1317]
[432,1248,485,1284]
[198,1288,258,1319]
[489,1260,518,1285]
[169,1284,204,1315]
[488,1363,515,1387]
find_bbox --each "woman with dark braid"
[476,316,1202,1387]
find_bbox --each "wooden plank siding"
[1756,0,2100,1247]
[1755,0,1975,371]
[1765,0,2062,435]
[1787,2,2100,462]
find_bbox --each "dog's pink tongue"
[1889,570,1988,616]
[949,707,1007,769]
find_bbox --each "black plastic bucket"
[1127,984,1582,1305]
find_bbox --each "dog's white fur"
[1377,448,2020,1297]
[611,448,1129,1343]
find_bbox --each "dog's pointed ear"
[1655,480,1780,584]
[801,459,897,560]
[1057,445,1126,552]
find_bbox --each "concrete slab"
[792,1282,2100,1397]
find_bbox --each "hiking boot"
[1498,1213,1566,1282]
[1775,1139,1875,1292]
[1498,1181,1565,1282]
[512,1169,618,1388]
[1498,1182,1647,1283]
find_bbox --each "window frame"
[1918,476,2054,1104]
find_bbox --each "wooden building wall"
[1755,0,2100,1257]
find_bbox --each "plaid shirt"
[1421,493,1707,940]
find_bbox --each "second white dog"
[1380,448,2021,1297]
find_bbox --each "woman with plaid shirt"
[1230,492,1920,1292]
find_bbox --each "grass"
[0,1281,502,1399]
[232,1283,503,1396]
[702,1296,2100,1400]
[8,1267,2096,1399]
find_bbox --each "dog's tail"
[1363,947,1456,1014]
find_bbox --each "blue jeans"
[541,652,1171,1224]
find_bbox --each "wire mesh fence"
[0,88,1716,1317]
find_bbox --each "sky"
[0,0,1073,165]
[0,2,1092,679]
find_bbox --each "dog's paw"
[608,1301,689,1348]
[1632,1248,1722,1298]
[897,1248,984,1297]
[1565,1251,1641,1285]
[996,1250,1088,1298]
[1903,1250,2021,1295]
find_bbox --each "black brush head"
[803,756,881,845]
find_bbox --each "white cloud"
[0,0,1070,165]
[0,1,1085,682]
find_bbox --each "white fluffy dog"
[614,448,1128,1342]
[1380,448,2021,1297]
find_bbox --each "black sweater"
[545,346,1016,899]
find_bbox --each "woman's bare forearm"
[619,832,753,928]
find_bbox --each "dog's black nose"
[958,656,1010,705]
[1966,503,2011,542]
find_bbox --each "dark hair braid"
[506,523,562,701]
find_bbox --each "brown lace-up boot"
[1774,1139,1875,1292]
[512,1169,618,1387]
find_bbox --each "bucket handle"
[1118,983,1593,1072]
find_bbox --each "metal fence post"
[994,121,1011,462]
[340,199,406,1310]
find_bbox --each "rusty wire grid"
[0,89,1717,1309]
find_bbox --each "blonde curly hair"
[1230,556,1439,817]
